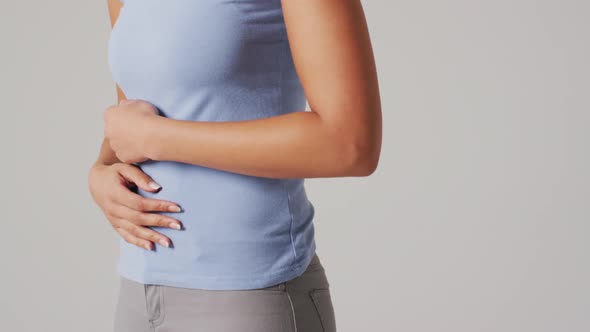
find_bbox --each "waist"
[134,161,313,240]
[117,161,318,290]
[138,161,299,216]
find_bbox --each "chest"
[108,0,286,96]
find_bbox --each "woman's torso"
[108,0,317,290]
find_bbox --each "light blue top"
[107,0,317,290]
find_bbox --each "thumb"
[119,99,135,106]
[117,164,162,192]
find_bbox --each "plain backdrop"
[1,1,588,331]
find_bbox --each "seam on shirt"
[279,38,298,262]
[283,179,297,261]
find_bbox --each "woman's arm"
[89,0,184,252]
[95,87,126,167]
[95,0,126,167]
[107,0,382,179]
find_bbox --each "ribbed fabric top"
[107,0,317,290]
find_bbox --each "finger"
[133,209,184,230]
[119,99,135,105]
[107,202,183,230]
[113,183,181,213]
[113,187,182,213]
[114,226,153,251]
[116,219,172,248]
[116,163,163,193]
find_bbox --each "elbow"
[343,138,381,177]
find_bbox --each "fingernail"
[168,205,182,212]
[169,223,182,230]
[144,243,152,250]
[149,181,161,190]
[158,239,170,247]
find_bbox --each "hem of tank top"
[115,242,317,290]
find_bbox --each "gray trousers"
[113,253,337,332]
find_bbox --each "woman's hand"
[88,162,183,250]
[103,99,161,164]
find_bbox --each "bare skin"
[88,0,184,252]
[91,0,382,249]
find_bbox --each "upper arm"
[281,0,382,160]
[107,0,126,101]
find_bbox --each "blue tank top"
[107,0,317,290]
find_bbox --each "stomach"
[129,159,299,275]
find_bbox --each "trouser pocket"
[144,284,165,327]
[309,288,337,332]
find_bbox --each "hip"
[113,253,337,332]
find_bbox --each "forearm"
[146,110,376,179]
[93,137,122,167]
[95,88,125,167]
